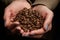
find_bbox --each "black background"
[0,1,60,40]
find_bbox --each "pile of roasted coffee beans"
[13,8,45,32]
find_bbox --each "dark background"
[0,1,60,40]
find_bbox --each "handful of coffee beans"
[13,8,45,32]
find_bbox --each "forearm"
[32,0,59,10]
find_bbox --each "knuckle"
[50,11,54,17]
[52,12,54,17]
[5,7,8,11]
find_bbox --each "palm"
[21,5,54,38]
[4,1,31,33]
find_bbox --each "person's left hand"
[4,0,31,33]
[20,5,54,38]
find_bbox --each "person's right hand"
[19,5,54,38]
[4,0,31,33]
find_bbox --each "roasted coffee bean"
[13,8,45,32]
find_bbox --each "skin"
[19,5,54,38]
[4,0,54,38]
[27,5,53,38]
[4,0,31,32]
[4,0,31,28]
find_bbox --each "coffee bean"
[13,8,45,32]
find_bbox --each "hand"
[4,0,31,33]
[21,5,54,38]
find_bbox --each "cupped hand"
[21,5,54,38]
[4,0,31,33]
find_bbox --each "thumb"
[4,9,11,27]
[43,12,54,32]
[5,18,11,27]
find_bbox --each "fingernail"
[44,25,48,31]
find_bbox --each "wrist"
[33,5,47,9]
[33,5,50,12]
[14,0,26,1]
[12,0,31,9]
[13,0,27,2]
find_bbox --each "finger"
[8,21,20,30]
[16,26,30,37]
[8,22,20,33]
[16,26,24,34]
[43,23,52,32]
[22,30,30,37]
[29,34,43,38]
[29,28,45,36]
[22,32,29,37]
[47,23,52,31]
[4,9,11,27]
[43,12,54,31]
[4,8,16,27]
[29,23,52,36]
[11,27,17,33]
[13,21,20,25]
[11,27,19,34]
